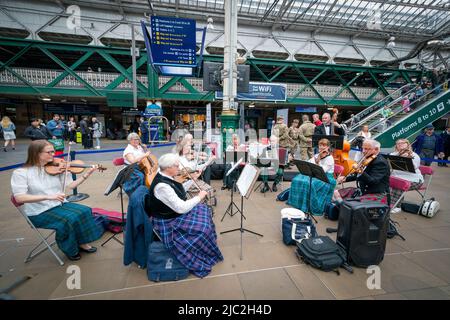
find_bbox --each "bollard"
[66,150,90,202]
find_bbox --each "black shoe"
[79,246,97,254]
[261,183,270,193]
[67,253,81,261]
[221,185,228,190]
[272,183,278,192]
[3,148,6,152]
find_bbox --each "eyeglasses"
[42,150,56,155]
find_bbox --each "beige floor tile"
[378,254,447,293]
[284,265,336,300]
[163,274,245,300]
[414,226,450,247]
[400,287,450,300]
[401,250,450,283]
[309,265,386,300]
[392,229,447,252]
[66,284,166,300]
[373,293,407,300]
[238,268,303,300]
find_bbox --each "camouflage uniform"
[288,125,300,155]
[272,123,295,150]
[298,120,315,160]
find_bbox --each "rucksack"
[324,201,340,221]
[296,236,353,275]
[387,219,406,240]
[147,241,189,282]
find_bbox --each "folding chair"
[389,176,412,209]
[113,157,125,166]
[10,195,65,266]
[416,165,434,201]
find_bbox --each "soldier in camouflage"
[298,114,316,160]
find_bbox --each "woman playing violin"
[287,138,336,216]
[389,139,423,213]
[10,140,103,261]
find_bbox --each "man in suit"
[336,139,390,205]
[314,112,345,136]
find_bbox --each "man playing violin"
[335,139,390,204]
[145,153,223,278]
[11,140,103,261]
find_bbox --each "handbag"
[147,241,189,282]
[48,138,64,151]
[281,208,317,246]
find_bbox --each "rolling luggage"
[337,200,389,267]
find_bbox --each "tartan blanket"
[287,172,336,216]
[29,202,103,257]
[152,203,223,278]
[390,181,422,208]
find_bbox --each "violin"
[174,168,200,184]
[399,149,413,158]
[45,157,107,175]
[347,153,376,176]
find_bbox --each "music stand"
[225,150,248,164]
[384,155,416,173]
[221,164,263,260]
[221,158,245,222]
[312,135,344,150]
[102,164,135,246]
[293,160,330,223]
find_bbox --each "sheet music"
[236,164,260,198]
[226,158,243,177]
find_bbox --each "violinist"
[389,139,424,213]
[144,153,223,278]
[10,140,103,261]
[123,132,152,165]
[335,139,390,204]
[178,143,217,207]
[287,138,336,216]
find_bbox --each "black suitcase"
[210,163,225,180]
[86,135,93,148]
[337,200,389,267]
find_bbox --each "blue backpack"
[276,188,290,202]
[147,241,189,282]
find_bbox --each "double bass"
[333,140,356,176]
[138,144,159,188]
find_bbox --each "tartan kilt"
[390,181,423,207]
[152,204,223,278]
[287,172,336,216]
[29,203,103,256]
[338,187,388,205]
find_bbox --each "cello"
[138,144,158,188]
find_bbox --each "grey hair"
[127,132,140,142]
[364,139,380,149]
[159,153,180,170]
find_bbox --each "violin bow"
[61,143,71,203]
[179,160,203,192]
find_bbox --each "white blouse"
[123,144,146,164]
[308,154,335,174]
[11,167,73,216]
[390,151,424,183]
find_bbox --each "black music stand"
[102,164,135,246]
[221,159,245,221]
[384,155,416,173]
[312,135,344,150]
[293,160,330,223]
[225,150,248,164]
[221,164,263,260]
[253,156,274,192]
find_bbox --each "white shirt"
[123,144,145,164]
[11,167,73,216]
[308,154,335,174]
[357,131,371,139]
[325,125,331,135]
[153,172,199,214]
[390,151,424,183]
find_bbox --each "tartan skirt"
[152,204,223,278]
[287,172,336,216]
[29,203,103,257]
[338,187,388,204]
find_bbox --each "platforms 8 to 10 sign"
[149,16,197,67]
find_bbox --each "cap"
[425,124,434,129]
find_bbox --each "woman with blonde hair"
[389,138,424,213]
[1,116,16,152]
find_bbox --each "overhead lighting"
[387,36,396,48]
[248,102,255,108]
[80,98,87,103]
[40,96,51,102]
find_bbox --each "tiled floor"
[0,142,449,300]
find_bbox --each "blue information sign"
[149,16,196,67]
[295,106,317,113]
[215,83,287,102]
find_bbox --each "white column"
[222,0,238,114]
